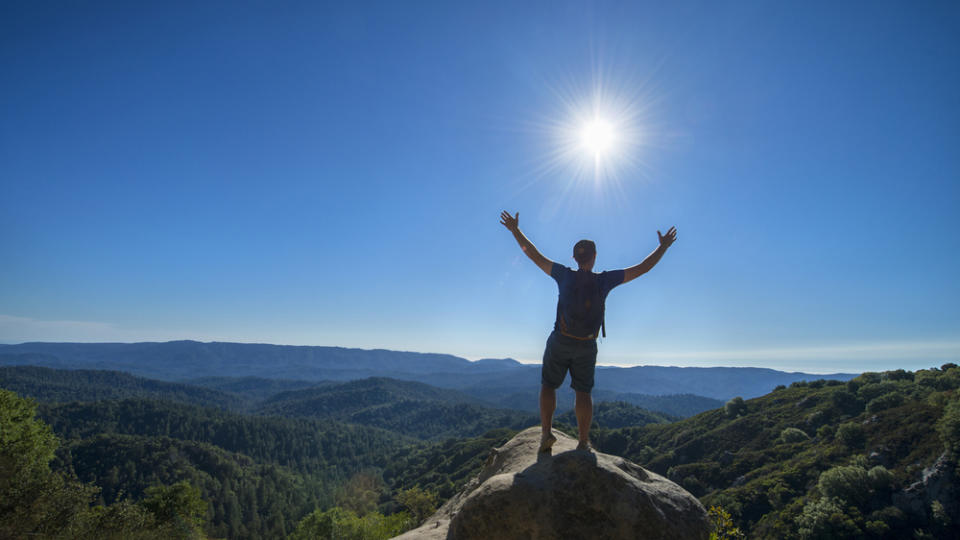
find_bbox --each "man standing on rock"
[499,210,677,452]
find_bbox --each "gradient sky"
[2,1,958,373]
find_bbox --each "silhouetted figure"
[500,210,677,452]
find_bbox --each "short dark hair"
[573,239,596,265]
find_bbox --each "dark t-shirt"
[550,264,625,338]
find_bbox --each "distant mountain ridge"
[0,365,246,410]
[0,340,857,402]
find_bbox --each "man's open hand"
[658,226,678,249]
[500,211,519,232]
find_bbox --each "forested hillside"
[257,377,537,440]
[556,400,678,429]
[9,359,955,539]
[39,399,412,475]
[591,364,960,539]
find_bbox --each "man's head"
[573,239,596,270]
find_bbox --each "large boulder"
[394,427,710,539]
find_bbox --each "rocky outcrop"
[893,451,959,521]
[394,427,710,540]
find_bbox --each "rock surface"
[393,427,710,540]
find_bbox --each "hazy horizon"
[5,335,956,375]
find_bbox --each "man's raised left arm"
[622,226,677,284]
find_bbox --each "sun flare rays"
[518,69,660,213]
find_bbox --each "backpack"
[557,270,606,340]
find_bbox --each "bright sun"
[535,75,652,186]
[580,117,618,158]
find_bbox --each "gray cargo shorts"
[541,330,598,393]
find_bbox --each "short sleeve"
[599,269,625,296]
[551,263,569,284]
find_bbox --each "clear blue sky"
[2,1,958,373]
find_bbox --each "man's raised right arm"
[500,210,553,276]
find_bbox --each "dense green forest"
[5,363,957,538]
[556,400,678,429]
[39,399,412,476]
[258,377,537,440]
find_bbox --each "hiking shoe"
[576,440,593,452]
[539,433,557,453]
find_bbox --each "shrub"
[837,422,865,448]
[864,520,889,537]
[857,381,900,402]
[395,487,437,524]
[797,497,862,539]
[804,411,825,428]
[883,369,913,381]
[780,427,809,444]
[866,392,903,413]
[724,397,747,418]
[707,505,745,540]
[866,505,905,526]
[817,424,836,440]
[830,389,862,414]
[867,466,894,493]
[818,465,870,505]
[854,372,882,385]
[937,399,960,455]
[289,507,412,540]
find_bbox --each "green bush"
[289,507,412,540]
[883,369,913,382]
[857,381,900,402]
[724,397,747,418]
[837,422,865,448]
[818,465,870,506]
[866,392,903,413]
[867,466,894,493]
[780,427,809,444]
[830,389,862,414]
[937,398,960,455]
[395,486,437,524]
[797,497,862,539]
[708,505,745,540]
[856,372,882,384]
[816,424,836,440]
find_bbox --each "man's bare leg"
[539,384,557,452]
[575,390,593,449]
